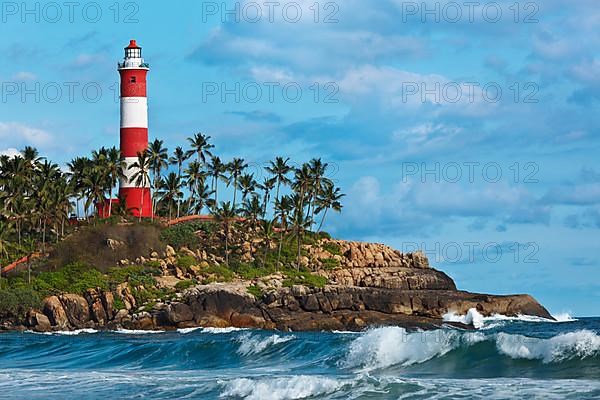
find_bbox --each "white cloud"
[0,122,53,148]
[0,148,20,158]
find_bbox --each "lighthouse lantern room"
[118,39,152,217]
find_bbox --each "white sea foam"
[443,308,485,328]
[115,329,165,334]
[443,308,576,329]
[496,329,600,363]
[552,312,578,322]
[25,329,98,336]
[342,327,472,370]
[236,333,295,356]
[177,327,203,334]
[219,375,351,400]
[201,327,248,334]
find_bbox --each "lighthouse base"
[119,187,153,217]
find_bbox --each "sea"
[0,311,599,399]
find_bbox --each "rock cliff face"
[20,240,553,333]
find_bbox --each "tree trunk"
[139,188,144,222]
[224,223,229,266]
[277,230,284,269]
[42,219,46,252]
[317,208,329,233]
[233,178,238,214]
[108,186,113,217]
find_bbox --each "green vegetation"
[161,222,214,249]
[106,265,160,289]
[0,287,42,318]
[320,257,341,270]
[113,296,125,311]
[34,262,108,295]
[247,285,264,299]
[1,135,344,275]
[282,269,327,288]
[322,242,342,256]
[202,265,235,283]
[175,279,197,290]
[176,255,197,272]
[0,136,348,319]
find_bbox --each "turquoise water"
[1,317,599,399]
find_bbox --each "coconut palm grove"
[0,133,344,302]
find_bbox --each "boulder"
[165,303,194,324]
[26,311,52,332]
[42,296,69,329]
[59,294,91,328]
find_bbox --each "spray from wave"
[341,326,600,370]
[236,333,295,356]
[496,330,600,363]
[442,308,577,330]
[219,376,353,400]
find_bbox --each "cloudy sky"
[1,0,598,315]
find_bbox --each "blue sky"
[0,0,598,315]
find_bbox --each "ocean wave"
[341,326,486,370]
[219,375,353,400]
[25,329,98,336]
[236,333,295,356]
[342,326,600,370]
[496,329,600,363]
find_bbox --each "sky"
[0,0,598,315]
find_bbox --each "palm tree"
[0,221,13,289]
[184,160,206,214]
[104,147,126,217]
[169,146,189,179]
[274,195,293,267]
[191,184,214,214]
[159,172,183,221]
[308,158,331,230]
[259,219,276,268]
[238,173,257,203]
[315,183,345,233]
[207,156,227,212]
[258,177,276,217]
[148,139,169,215]
[129,151,152,221]
[187,132,214,165]
[265,156,292,210]
[212,201,236,266]
[227,158,247,211]
[241,194,263,257]
[67,156,91,219]
[292,165,313,268]
[83,168,105,221]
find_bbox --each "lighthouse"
[118,39,152,217]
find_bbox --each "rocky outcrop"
[19,245,553,333]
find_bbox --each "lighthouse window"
[130,76,137,83]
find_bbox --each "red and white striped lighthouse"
[118,39,152,217]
